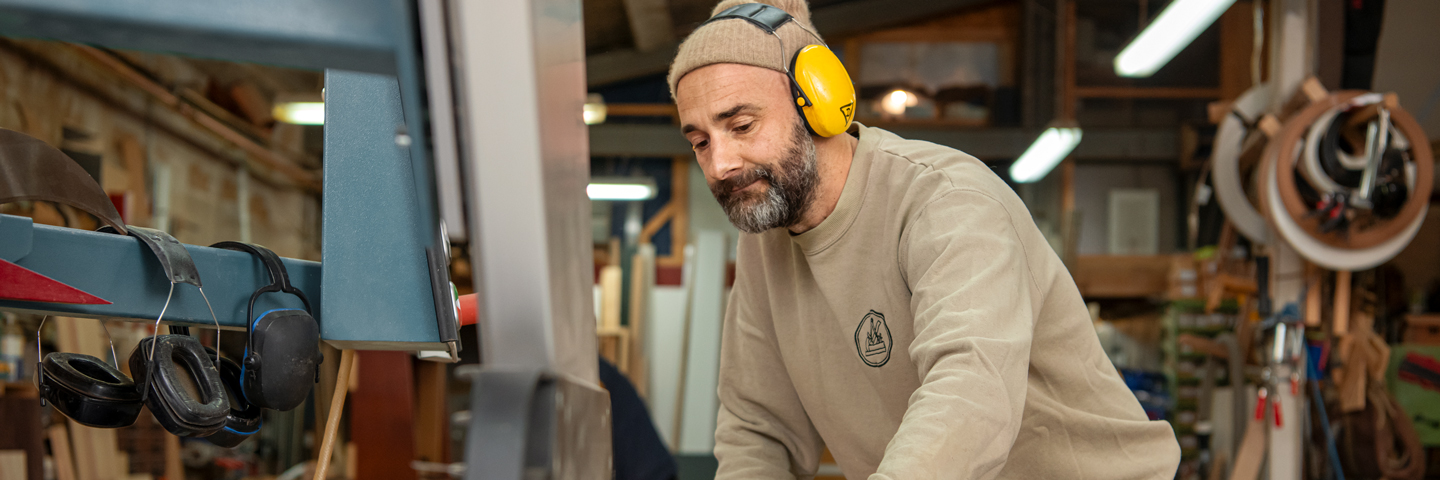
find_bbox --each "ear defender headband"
[704,3,856,137]
[37,226,230,436]
[210,241,321,412]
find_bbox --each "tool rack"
[0,0,609,478]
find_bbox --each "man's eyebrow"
[680,103,758,135]
[715,103,756,122]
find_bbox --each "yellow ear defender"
[704,3,856,138]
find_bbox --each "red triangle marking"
[0,259,111,305]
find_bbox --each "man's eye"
[693,140,709,150]
[734,123,752,133]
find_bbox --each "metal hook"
[34,315,47,394]
[97,319,118,369]
[147,281,177,366]
[197,286,221,366]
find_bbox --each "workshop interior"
[0,0,1437,479]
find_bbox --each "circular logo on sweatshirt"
[854,310,892,367]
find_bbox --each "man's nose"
[705,140,745,182]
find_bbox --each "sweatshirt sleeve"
[714,238,824,480]
[873,189,1038,480]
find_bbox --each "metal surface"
[321,70,445,351]
[0,214,316,328]
[418,0,467,243]
[0,258,110,304]
[0,128,126,234]
[0,0,454,351]
[454,0,598,380]
[452,0,611,477]
[0,0,404,74]
[589,123,1180,161]
[463,369,612,480]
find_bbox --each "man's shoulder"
[859,125,1016,213]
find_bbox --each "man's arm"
[714,240,824,479]
[874,189,1039,480]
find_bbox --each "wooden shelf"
[1074,86,1222,100]
[1072,254,1188,299]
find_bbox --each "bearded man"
[668,0,1181,479]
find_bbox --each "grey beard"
[714,120,818,234]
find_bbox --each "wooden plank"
[162,435,181,480]
[53,318,118,480]
[227,82,273,127]
[351,351,416,480]
[1073,86,1224,99]
[1072,255,1184,298]
[620,0,675,52]
[1218,1,1256,100]
[604,103,677,117]
[638,202,676,245]
[318,350,356,480]
[413,361,449,464]
[47,426,75,480]
[1228,417,1266,480]
[627,245,654,396]
[1334,270,1351,335]
[1404,314,1440,345]
[599,266,623,331]
[312,341,342,463]
[1305,265,1322,327]
[0,393,42,480]
[116,135,151,228]
[0,450,26,480]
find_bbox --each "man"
[668,0,1181,478]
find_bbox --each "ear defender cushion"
[202,349,262,448]
[790,44,856,138]
[40,353,142,428]
[243,308,320,411]
[130,335,229,437]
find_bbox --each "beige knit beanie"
[667,0,822,99]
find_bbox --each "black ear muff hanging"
[210,241,322,412]
[703,3,856,138]
[130,334,229,437]
[200,347,262,448]
[36,226,227,431]
[35,317,142,429]
[110,226,231,438]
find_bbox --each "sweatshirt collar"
[791,122,874,255]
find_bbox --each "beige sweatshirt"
[714,124,1180,480]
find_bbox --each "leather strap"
[99,225,201,287]
[704,3,791,33]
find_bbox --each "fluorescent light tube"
[1009,127,1082,183]
[587,183,655,201]
[273,102,325,125]
[1114,0,1236,77]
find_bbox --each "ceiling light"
[1009,127,1083,183]
[588,176,656,201]
[584,93,607,125]
[880,89,918,116]
[1114,0,1236,77]
[273,102,325,125]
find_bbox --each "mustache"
[710,167,775,199]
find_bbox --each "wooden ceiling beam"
[622,0,675,52]
[587,0,996,87]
